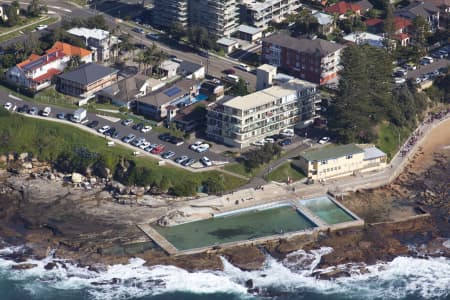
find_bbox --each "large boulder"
[19,153,28,161]
[71,172,84,184]
[22,162,33,169]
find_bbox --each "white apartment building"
[206,78,319,148]
[190,0,239,37]
[240,0,302,29]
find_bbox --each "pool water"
[300,197,355,225]
[153,206,316,250]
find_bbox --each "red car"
[151,144,165,154]
[223,68,235,75]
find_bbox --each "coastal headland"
[0,117,449,279]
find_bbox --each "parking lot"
[406,58,449,80]
[0,96,230,168]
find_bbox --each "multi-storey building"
[190,0,239,36]
[206,78,319,148]
[262,33,345,85]
[5,42,92,91]
[240,0,302,29]
[152,0,189,29]
[152,0,238,37]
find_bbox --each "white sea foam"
[0,245,449,300]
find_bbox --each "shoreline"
[0,113,449,284]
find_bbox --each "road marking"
[8,94,23,102]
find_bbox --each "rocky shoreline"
[0,144,449,283]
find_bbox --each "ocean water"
[0,245,449,300]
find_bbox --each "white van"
[236,63,251,72]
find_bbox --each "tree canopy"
[327,45,426,143]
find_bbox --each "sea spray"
[0,245,449,300]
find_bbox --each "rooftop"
[57,63,118,85]
[312,11,334,25]
[137,79,197,107]
[159,60,180,71]
[301,144,364,161]
[49,41,91,58]
[325,1,361,14]
[363,146,386,160]
[67,27,111,41]
[257,64,277,73]
[223,78,316,111]
[237,24,263,35]
[263,33,345,56]
[343,32,385,47]
[217,37,238,47]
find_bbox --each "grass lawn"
[0,16,58,42]
[376,122,410,160]
[0,110,246,191]
[224,162,259,178]
[266,161,305,183]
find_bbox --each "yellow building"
[298,144,387,180]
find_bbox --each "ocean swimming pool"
[299,196,356,225]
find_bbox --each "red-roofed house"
[325,1,361,19]
[365,16,412,36]
[6,42,92,91]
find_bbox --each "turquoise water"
[154,206,316,250]
[300,197,356,225]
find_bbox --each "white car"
[394,77,406,84]
[139,141,151,149]
[281,129,295,137]
[98,125,111,134]
[189,141,204,151]
[264,137,275,144]
[318,137,330,144]
[196,144,210,153]
[3,102,13,110]
[200,156,212,167]
[36,25,48,31]
[141,125,152,133]
[252,140,266,146]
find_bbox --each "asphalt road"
[406,58,449,79]
[0,92,229,166]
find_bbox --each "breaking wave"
[0,244,449,300]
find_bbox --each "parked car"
[98,125,111,134]
[3,102,13,110]
[279,139,292,147]
[87,120,99,128]
[18,104,29,113]
[175,156,189,164]
[200,156,212,167]
[122,119,134,126]
[146,33,160,40]
[131,137,146,147]
[139,141,151,149]
[105,127,117,137]
[267,134,283,141]
[189,141,204,151]
[111,131,120,139]
[318,137,330,144]
[132,27,144,34]
[141,125,152,133]
[161,151,176,159]
[122,134,136,143]
[159,133,171,142]
[251,140,265,146]
[264,137,275,144]
[394,77,406,84]
[182,158,196,167]
[151,144,165,154]
[280,128,295,137]
[56,112,65,119]
[28,107,38,115]
[132,123,145,131]
[196,144,210,153]
[36,24,48,31]
[169,136,184,145]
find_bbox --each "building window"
[346,154,353,159]
[321,160,327,165]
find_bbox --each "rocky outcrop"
[221,246,266,271]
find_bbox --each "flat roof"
[237,24,263,35]
[67,27,111,40]
[137,79,196,107]
[223,78,316,111]
[217,37,238,47]
[301,144,364,161]
[257,64,277,73]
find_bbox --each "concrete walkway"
[137,224,178,255]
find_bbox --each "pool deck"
[138,196,364,256]
[137,224,178,255]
